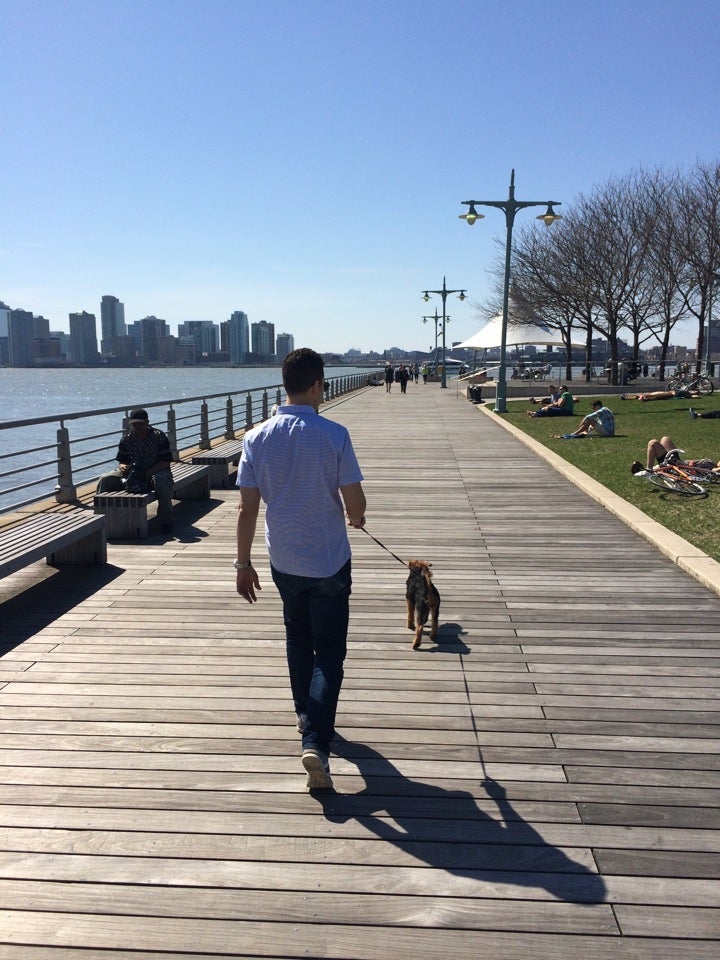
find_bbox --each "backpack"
[124,464,151,494]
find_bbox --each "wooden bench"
[191,439,244,489]
[93,463,210,539]
[0,510,107,579]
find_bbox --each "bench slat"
[192,441,244,488]
[0,512,107,578]
[93,464,210,539]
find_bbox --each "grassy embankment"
[501,392,720,563]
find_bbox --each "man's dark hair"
[282,348,324,395]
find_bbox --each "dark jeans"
[271,559,351,756]
[533,407,572,417]
[96,467,174,523]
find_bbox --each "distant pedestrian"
[384,363,394,393]
[396,364,409,394]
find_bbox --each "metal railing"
[0,373,371,515]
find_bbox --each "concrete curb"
[476,401,720,598]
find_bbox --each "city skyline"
[1,292,700,369]
[0,297,303,366]
[2,1,718,352]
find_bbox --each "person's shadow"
[315,734,606,905]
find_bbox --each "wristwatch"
[233,559,253,570]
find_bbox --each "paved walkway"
[0,380,718,958]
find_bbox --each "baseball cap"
[128,408,149,424]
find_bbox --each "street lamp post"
[422,277,467,388]
[458,169,562,413]
[422,309,442,358]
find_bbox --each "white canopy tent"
[455,314,579,350]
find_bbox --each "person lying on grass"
[690,407,720,419]
[620,388,700,401]
[630,435,720,473]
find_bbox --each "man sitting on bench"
[96,408,175,533]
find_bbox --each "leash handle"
[360,527,406,567]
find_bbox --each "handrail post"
[55,425,77,502]
[245,393,253,430]
[261,391,268,420]
[199,401,211,449]
[276,388,282,410]
[225,397,234,440]
[166,408,179,460]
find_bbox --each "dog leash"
[360,527,406,567]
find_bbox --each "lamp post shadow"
[317,734,607,906]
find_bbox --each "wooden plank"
[0,880,619,933]
[1,383,720,957]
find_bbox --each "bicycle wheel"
[697,376,714,396]
[646,471,707,496]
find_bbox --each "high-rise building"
[100,295,126,354]
[0,302,10,365]
[32,315,51,340]
[69,311,99,365]
[227,311,250,364]
[275,333,294,361]
[8,309,36,366]
[50,331,71,361]
[134,316,170,362]
[251,320,275,361]
[177,321,219,362]
[705,321,720,361]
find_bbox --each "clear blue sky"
[2,0,718,352]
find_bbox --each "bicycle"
[632,449,715,497]
[667,369,714,395]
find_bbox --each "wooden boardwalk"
[0,381,719,959]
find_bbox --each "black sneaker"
[690,407,698,419]
[630,461,644,475]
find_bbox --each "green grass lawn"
[501,394,720,562]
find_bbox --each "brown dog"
[406,559,440,649]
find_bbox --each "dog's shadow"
[415,620,470,655]
[316,734,607,905]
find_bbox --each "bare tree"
[478,163,719,385]
[673,161,720,373]
[642,168,692,378]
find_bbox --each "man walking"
[235,348,367,791]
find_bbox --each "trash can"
[467,384,483,403]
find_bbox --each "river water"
[0,365,369,423]
[0,365,371,510]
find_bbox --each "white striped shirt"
[237,404,364,577]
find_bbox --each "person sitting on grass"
[528,385,574,418]
[554,400,615,438]
[529,384,561,406]
[630,435,720,473]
